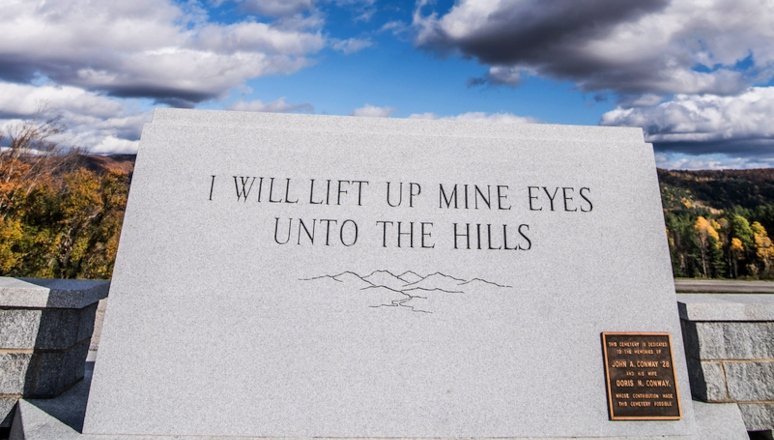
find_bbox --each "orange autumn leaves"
[0,144,129,279]
[667,213,774,279]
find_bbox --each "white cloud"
[414,0,774,96]
[0,83,123,119]
[485,66,522,86]
[379,20,410,37]
[409,111,536,124]
[331,38,373,55]
[331,0,378,22]
[0,81,150,153]
[602,87,774,145]
[90,135,140,155]
[0,0,325,106]
[237,0,314,17]
[352,104,394,118]
[228,97,313,113]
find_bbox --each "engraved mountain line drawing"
[300,270,512,314]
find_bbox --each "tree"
[694,216,722,277]
[729,214,756,277]
[0,117,77,215]
[752,221,774,277]
[0,118,129,279]
[729,237,744,278]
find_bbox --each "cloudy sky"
[1,0,773,169]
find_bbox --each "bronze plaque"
[601,332,681,421]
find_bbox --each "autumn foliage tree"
[0,120,129,279]
[665,207,774,279]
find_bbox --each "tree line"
[0,120,128,279]
[665,208,774,279]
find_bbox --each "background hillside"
[658,169,774,279]
[659,169,774,211]
[2,151,774,280]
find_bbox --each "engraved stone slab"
[84,109,695,438]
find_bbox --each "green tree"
[752,221,774,277]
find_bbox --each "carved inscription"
[601,332,681,421]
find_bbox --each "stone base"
[678,294,774,432]
[0,277,109,431]
[10,364,747,440]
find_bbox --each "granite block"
[686,358,728,402]
[0,345,90,399]
[677,294,774,321]
[84,110,694,438]
[22,340,90,398]
[0,352,30,394]
[682,320,774,361]
[723,322,774,359]
[0,278,108,309]
[34,309,81,351]
[738,402,774,431]
[683,321,726,360]
[0,307,90,351]
[0,309,41,349]
[76,304,98,343]
[725,361,774,401]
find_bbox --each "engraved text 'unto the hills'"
[207,176,594,250]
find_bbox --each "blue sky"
[1,0,773,169]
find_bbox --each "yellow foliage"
[730,237,744,253]
[0,216,23,272]
[752,221,774,262]
[695,216,720,243]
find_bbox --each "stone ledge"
[0,278,109,309]
[681,320,774,360]
[0,340,90,398]
[738,403,774,432]
[1,277,105,431]
[677,294,774,321]
[10,363,744,440]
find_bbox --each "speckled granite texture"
[84,110,695,438]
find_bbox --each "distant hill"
[658,168,774,211]
[76,154,136,176]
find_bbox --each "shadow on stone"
[24,362,94,433]
[23,308,94,400]
[680,319,709,401]
[749,430,774,440]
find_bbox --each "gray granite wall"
[678,293,774,432]
[0,278,108,428]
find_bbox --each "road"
[675,278,774,293]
